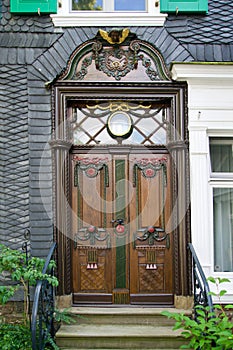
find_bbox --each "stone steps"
[55,307,191,349]
[65,307,182,326]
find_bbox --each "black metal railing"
[188,243,213,316]
[31,242,57,350]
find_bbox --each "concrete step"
[65,307,191,326]
[55,307,191,349]
[56,323,188,349]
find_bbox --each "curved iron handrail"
[188,243,213,316]
[31,242,57,350]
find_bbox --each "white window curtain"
[213,188,233,272]
[210,137,233,272]
[210,141,233,173]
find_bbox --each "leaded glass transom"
[70,101,168,145]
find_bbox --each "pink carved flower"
[86,167,97,177]
[145,168,155,177]
[116,225,125,234]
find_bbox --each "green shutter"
[160,0,208,13]
[10,0,57,14]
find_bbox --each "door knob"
[111,218,124,225]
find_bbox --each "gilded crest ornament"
[99,28,130,45]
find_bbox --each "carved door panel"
[72,155,114,304]
[129,155,173,305]
[71,150,173,305]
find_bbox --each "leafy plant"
[0,285,16,305]
[0,323,32,350]
[0,322,61,350]
[0,244,58,322]
[0,243,59,349]
[162,277,233,349]
[54,308,78,325]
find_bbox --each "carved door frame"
[50,81,192,299]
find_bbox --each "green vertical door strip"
[115,159,126,289]
[76,165,82,231]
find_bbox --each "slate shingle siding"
[165,0,233,61]
[0,65,29,250]
[1,0,55,32]
[0,0,59,256]
[165,1,233,45]
[0,0,233,257]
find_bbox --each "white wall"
[171,63,233,302]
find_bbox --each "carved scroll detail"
[133,157,167,186]
[73,156,109,185]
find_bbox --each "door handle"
[111,218,127,235]
[111,218,125,225]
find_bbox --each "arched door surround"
[50,29,191,304]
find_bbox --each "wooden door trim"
[51,81,191,298]
[130,294,174,305]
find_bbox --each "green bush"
[0,244,58,320]
[162,277,233,349]
[0,323,32,350]
[0,244,59,349]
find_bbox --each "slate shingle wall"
[0,63,55,256]
[0,0,55,32]
[0,65,29,250]
[165,0,233,61]
[0,0,58,256]
[28,67,54,257]
[165,0,233,45]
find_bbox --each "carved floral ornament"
[73,156,109,186]
[73,156,167,186]
[60,29,171,82]
[133,157,168,186]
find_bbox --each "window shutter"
[10,0,57,14]
[160,0,208,14]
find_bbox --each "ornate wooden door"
[54,30,190,300]
[71,148,173,305]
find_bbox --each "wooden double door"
[71,147,173,305]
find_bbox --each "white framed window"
[71,0,146,11]
[209,137,233,273]
[51,0,167,27]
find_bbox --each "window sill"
[50,11,167,27]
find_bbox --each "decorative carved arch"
[58,29,171,82]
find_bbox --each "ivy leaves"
[0,244,58,306]
[162,277,233,350]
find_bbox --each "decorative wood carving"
[98,28,130,45]
[135,226,170,247]
[139,265,164,292]
[80,264,105,291]
[73,156,109,184]
[58,30,171,82]
[133,157,167,186]
[74,227,111,248]
[113,289,130,304]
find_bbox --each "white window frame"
[95,0,146,12]
[208,134,233,276]
[51,0,167,27]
